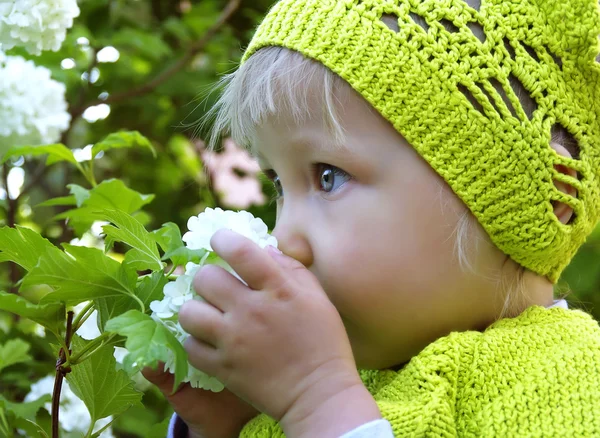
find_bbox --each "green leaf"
[66,336,143,423]
[54,180,155,223]
[13,418,49,438]
[146,415,173,438]
[27,245,138,306]
[104,310,187,391]
[0,225,56,271]
[0,394,51,422]
[152,222,183,253]
[97,210,163,271]
[67,184,91,207]
[1,144,80,166]
[81,179,154,212]
[153,222,206,267]
[0,291,64,333]
[92,131,157,160]
[35,195,77,208]
[0,339,32,372]
[96,270,167,330]
[111,28,173,61]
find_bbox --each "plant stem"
[57,338,72,365]
[90,413,121,438]
[0,408,10,437]
[84,417,97,438]
[72,301,95,331]
[72,333,117,365]
[166,264,177,277]
[66,332,107,365]
[65,332,117,366]
[52,310,74,438]
[131,292,145,314]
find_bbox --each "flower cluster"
[0,55,70,154]
[183,207,277,252]
[149,208,278,391]
[0,0,80,55]
[24,376,114,437]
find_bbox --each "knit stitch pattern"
[239,306,600,436]
[240,0,600,283]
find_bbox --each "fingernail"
[267,245,282,256]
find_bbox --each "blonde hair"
[195,46,570,320]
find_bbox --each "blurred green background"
[0,0,599,436]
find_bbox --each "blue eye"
[315,163,351,194]
[263,164,351,203]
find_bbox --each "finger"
[142,363,186,395]
[142,364,214,420]
[179,300,226,347]
[184,335,222,379]
[210,228,282,291]
[193,263,245,312]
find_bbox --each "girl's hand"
[179,228,381,437]
[142,364,260,438]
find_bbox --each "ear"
[550,142,578,225]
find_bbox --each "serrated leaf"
[66,336,143,423]
[92,131,156,160]
[0,394,51,421]
[104,310,187,391]
[153,222,206,266]
[96,270,167,330]
[0,225,56,271]
[97,210,163,271]
[0,291,64,333]
[1,144,79,166]
[54,180,155,226]
[0,339,32,372]
[152,222,183,253]
[27,245,138,306]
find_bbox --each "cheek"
[319,202,461,324]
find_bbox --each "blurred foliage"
[0,0,277,435]
[0,0,599,436]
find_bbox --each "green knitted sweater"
[240,306,600,437]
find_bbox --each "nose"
[272,206,314,268]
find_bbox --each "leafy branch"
[69,0,242,121]
[52,310,74,438]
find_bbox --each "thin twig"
[15,161,49,202]
[1,163,20,295]
[52,310,74,438]
[69,0,241,120]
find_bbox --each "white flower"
[147,208,277,392]
[24,375,114,437]
[149,263,203,318]
[149,296,175,319]
[0,0,80,55]
[182,207,278,251]
[0,55,70,155]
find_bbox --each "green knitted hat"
[239,0,600,284]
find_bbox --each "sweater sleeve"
[166,414,394,438]
[167,413,189,438]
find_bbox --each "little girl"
[149,0,600,436]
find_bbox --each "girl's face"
[252,84,545,370]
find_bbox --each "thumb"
[141,364,183,396]
[266,245,321,288]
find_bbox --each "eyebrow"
[250,137,355,166]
